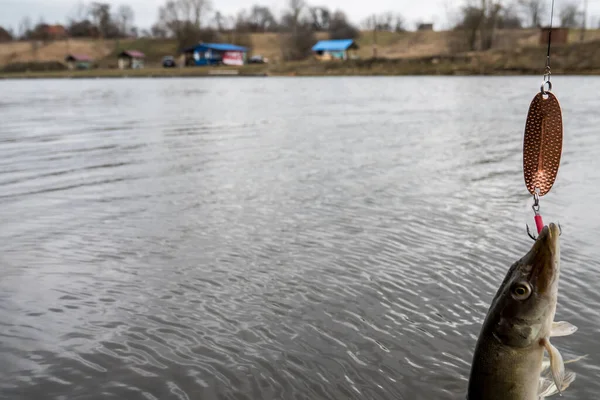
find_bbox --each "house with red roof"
[65,54,93,70]
[43,25,68,39]
[118,50,145,69]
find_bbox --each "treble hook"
[525,222,562,240]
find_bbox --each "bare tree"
[214,11,225,31]
[362,12,405,31]
[360,11,406,57]
[518,0,546,27]
[283,0,306,34]
[234,9,248,30]
[453,0,504,51]
[65,2,98,38]
[394,15,406,32]
[157,0,186,37]
[497,6,523,28]
[18,16,32,39]
[67,1,89,24]
[236,5,277,32]
[181,0,212,27]
[457,4,484,51]
[279,27,315,60]
[156,0,217,49]
[227,15,237,31]
[378,11,395,31]
[559,2,581,28]
[328,10,358,39]
[362,14,380,57]
[481,1,502,49]
[157,0,212,34]
[361,14,377,30]
[279,0,314,60]
[0,26,14,42]
[89,2,112,37]
[116,4,135,36]
[150,23,168,37]
[309,7,330,31]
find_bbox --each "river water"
[0,76,598,400]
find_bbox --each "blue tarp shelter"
[311,39,359,60]
[183,43,249,66]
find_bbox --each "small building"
[43,24,68,40]
[540,27,569,45]
[311,39,359,61]
[0,26,13,42]
[118,50,145,69]
[182,43,248,66]
[64,54,93,70]
[417,23,434,31]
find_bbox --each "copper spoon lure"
[523,0,564,240]
[523,88,563,199]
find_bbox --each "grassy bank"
[3,63,600,80]
[0,65,271,79]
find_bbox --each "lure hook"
[526,224,537,240]
[525,222,562,240]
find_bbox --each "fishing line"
[522,0,563,239]
[544,0,556,83]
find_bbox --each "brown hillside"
[0,38,114,65]
[2,29,600,68]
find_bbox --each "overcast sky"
[0,0,597,32]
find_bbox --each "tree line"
[148,0,370,60]
[0,0,593,58]
[1,2,136,41]
[453,0,590,51]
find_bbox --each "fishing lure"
[523,0,563,240]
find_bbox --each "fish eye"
[511,282,532,300]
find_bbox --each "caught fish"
[467,223,578,399]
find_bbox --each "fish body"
[467,223,574,400]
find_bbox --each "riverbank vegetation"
[1,0,600,77]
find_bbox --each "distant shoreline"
[2,61,600,80]
[3,70,600,80]
[4,29,600,80]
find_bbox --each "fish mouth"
[527,223,560,294]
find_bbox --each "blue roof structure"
[183,43,248,52]
[311,39,357,52]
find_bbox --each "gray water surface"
[0,76,599,400]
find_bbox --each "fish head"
[488,223,561,348]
